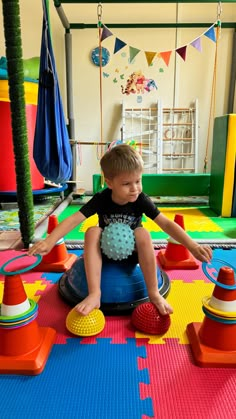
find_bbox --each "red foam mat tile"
[138,339,236,419]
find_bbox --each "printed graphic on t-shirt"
[103,213,138,228]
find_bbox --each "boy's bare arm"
[28,211,86,255]
[154,213,212,262]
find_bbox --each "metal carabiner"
[97,3,103,23]
[217,1,222,21]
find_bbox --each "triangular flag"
[176,46,187,61]
[100,25,113,42]
[190,37,202,52]
[145,51,156,66]
[129,46,140,63]
[204,26,216,43]
[114,38,127,54]
[159,51,172,67]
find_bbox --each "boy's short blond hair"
[100,144,143,179]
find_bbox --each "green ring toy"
[0,254,42,276]
[202,306,236,324]
[0,299,38,323]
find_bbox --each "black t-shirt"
[80,188,160,230]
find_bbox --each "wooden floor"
[0,231,22,250]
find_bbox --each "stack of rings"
[202,259,236,325]
[0,254,42,330]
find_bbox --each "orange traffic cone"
[34,215,77,272]
[0,273,56,375]
[157,214,199,269]
[187,266,236,367]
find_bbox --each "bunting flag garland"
[100,25,113,42]
[101,21,217,66]
[145,51,157,66]
[190,37,202,53]
[114,38,127,54]
[159,51,172,67]
[204,25,217,43]
[129,46,141,63]
[176,46,187,61]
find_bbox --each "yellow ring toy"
[202,296,236,319]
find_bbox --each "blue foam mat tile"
[138,367,151,385]
[213,248,236,267]
[41,272,62,284]
[0,338,154,419]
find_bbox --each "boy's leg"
[75,226,102,315]
[134,227,173,315]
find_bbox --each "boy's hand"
[190,244,212,263]
[28,239,53,256]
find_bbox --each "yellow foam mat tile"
[77,207,222,234]
[79,214,98,232]
[143,207,222,232]
[135,280,214,344]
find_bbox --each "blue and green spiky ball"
[101,223,135,261]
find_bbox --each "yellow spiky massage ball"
[66,307,105,337]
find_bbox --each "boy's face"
[106,170,142,205]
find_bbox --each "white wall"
[0,1,235,191]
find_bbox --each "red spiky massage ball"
[131,302,171,335]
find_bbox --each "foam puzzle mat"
[56,204,236,242]
[0,196,61,231]
[0,248,236,418]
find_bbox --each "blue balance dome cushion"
[59,255,171,314]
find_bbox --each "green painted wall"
[93,173,210,196]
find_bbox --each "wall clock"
[91,47,110,67]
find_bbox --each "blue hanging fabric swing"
[33,0,72,184]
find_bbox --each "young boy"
[28,144,212,316]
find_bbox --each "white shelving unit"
[122,99,198,174]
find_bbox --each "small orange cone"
[187,267,236,367]
[34,215,77,272]
[0,273,56,375]
[157,214,199,269]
